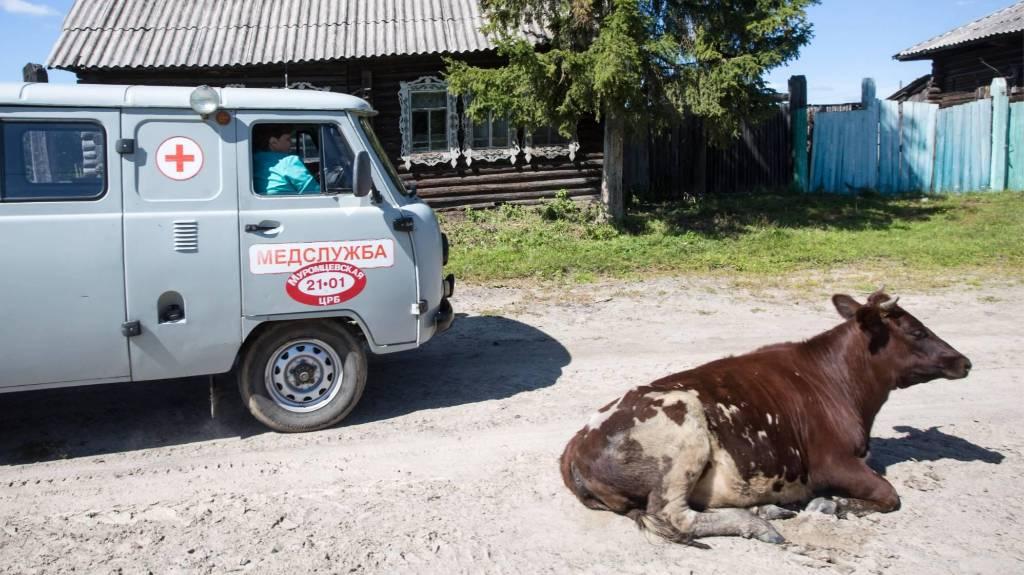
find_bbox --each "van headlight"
[190,86,221,116]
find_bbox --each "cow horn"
[879,296,899,313]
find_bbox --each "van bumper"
[434,274,455,334]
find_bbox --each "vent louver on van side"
[173,220,199,253]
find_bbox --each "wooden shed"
[893,1,1024,107]
[46,0,605,211]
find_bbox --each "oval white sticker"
[285,262,367,307]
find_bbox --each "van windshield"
[358,117,409,196]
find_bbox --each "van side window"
[1,122,105,201]
[251,123,354,196]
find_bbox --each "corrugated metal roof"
[896,1,1024,60]
[48,0,546,71]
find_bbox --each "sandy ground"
[1,278,1021,574]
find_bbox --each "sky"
[0,0,1018,103]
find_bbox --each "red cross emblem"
[164,144,195,173]
[156,136,204,181]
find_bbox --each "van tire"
[239,321,367,433]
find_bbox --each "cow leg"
[686,508,786,543]
[655,488,785,543]
[645,500,786,545]
[805,497,838,515]
[751,504,798,520]
[822,459,901,517]
[634,439,783,543]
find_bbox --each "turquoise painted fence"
[878,100,900,193]
[877,101,938,193]
[1008,102,1024,190]
[808,77,1022,194]
[810,80,880,193]
[934,99,992,192]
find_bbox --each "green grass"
[440,190,1024,288]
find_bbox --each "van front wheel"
[239,321,367,433]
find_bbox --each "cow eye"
[910,329,927,339]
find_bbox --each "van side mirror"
[353,150,372,198]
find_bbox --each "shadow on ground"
[351,313,571,423]
[0,314,569,465]
[869,425,1005,474]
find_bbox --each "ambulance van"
[0,83,455,432]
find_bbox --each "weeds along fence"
[808,78,1024,194]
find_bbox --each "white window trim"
[462,94,519,166]
[287,81,331,92]
[524,126,580,163]
[399,76,460,169]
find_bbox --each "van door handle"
[393,216,414,232]
[245,221,280,233]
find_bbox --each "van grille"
[173,220,199,253]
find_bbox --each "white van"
[0,83,454,432]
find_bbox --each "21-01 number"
[305,277,347,291]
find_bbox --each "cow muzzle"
[946,356,972,379]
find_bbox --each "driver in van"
[252,124,321,195]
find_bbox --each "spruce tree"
[446,0,817,218]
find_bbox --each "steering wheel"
[324,165,347,190]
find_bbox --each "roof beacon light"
[190,85,221,117]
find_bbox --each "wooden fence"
[809,78,1023,194]
[619,74,1021,202]
[624,106,793,201]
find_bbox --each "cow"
[559,289,971,546]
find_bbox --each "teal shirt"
[253,152,321,195]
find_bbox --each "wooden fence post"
[788,75,808,192]
[22,63,48,83]
[602,108,625,220]
[862,78,879,191]
[990,77,1009,191]
[861,77,876,106]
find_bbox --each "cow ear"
[855,305,890,353]
[832,294,861,319]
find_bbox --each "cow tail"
[626,510,711,550]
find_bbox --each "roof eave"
[49,46,509,74]
[887,74,932,99]
[895,28,1024,61]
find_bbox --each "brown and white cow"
[560,290,971,545]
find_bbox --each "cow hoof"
[805,497,838,515]
[754,504,798,520]
[756,526,787,544]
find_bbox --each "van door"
[120,110,241,381]
[236,113,418,346]
[0,109,129,390]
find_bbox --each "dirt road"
[1,279,1021,574]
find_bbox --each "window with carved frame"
[399,76,460,169]
[524,124,580,162]
[411,92,448,153]
[462,93,519,165]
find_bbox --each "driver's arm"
[282,155,321,194]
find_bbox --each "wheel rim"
[264,338,344,413]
